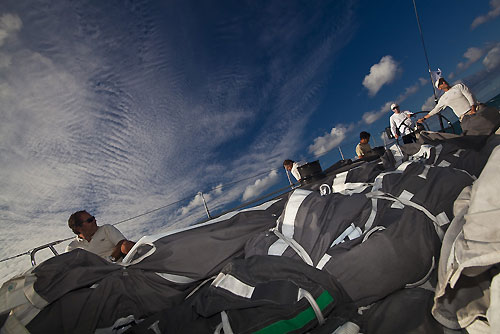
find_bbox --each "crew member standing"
[418,78,500,135]
[390,103,416,144]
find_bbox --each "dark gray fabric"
[127,256,348,334]
[326,210,441,306]
[360,288,446,334]
[22,199,287,333]
[245,192,371,266]
[461,104,500,136]
[324,163,474,305]
[316,159,387,193]
[27,250,189,334]
[130,198,285,278]
[2,134,498,334]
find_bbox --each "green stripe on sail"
[253,290,334,334]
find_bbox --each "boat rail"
[0,107,467,268]
[3,180,300,267]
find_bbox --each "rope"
[0,137,350,265]
[0,170,299,265]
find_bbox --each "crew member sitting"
[66,210,135,262]
[356,131,374,159]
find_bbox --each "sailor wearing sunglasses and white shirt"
[66,210,135,262]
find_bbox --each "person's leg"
[462,105,500,136]
[402,135,411,144]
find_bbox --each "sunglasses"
[83,216,95,224]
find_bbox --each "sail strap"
[405,256,435,288]
[272,228,313,266]
[365,191,445,240]
[214,311,234,334]
[298,288,325,326]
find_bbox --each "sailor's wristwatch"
[108,255,117,262]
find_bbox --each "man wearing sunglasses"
[389,103,416,144]
[65,210,135,262]
[418,78,500,135]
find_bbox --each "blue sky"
[0,0,499,283]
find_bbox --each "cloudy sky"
[1,0,499,283]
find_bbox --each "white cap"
[390,103,398,110]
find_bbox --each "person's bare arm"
[110,239,135,260]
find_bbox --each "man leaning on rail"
[418,78,500,135]
[66,210,135,262]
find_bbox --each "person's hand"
[121,240,135,254]
[417,118,425,123]
[394,134,399,139]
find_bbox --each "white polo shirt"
[291,161,306,181]
[390,111,413,137]
[428,83,478,119]
[65,224,126,259]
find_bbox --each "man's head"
[283,159,294,171]
[391,103,400,113]
[435,78,450,91]
[68,210,98,238]
[359,131,370,144]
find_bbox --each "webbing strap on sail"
[253,290,334,334]
[363,161,413,231]
[362,226,386,243]
[272,228,313,266]
[221,311,234,334]
[330,170,372,194]
[298,288,325,326]
[316,224,362,270]
[212,273,255,298]
[214,311,234,334]
[155,272,197,284]
[268,189,311,257]
[365,191,445,240]
[405,256,435,288]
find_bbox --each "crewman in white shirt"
[66,210,135,262]
[389,103,416,144]
[418,78,478,122]
[418,78,499,135]
[283,159,305,181]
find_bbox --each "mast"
[412,0,444,129]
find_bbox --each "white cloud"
[361,78,427,125]
[308,126,347,156]
[362,55,400,97]
[471,0,500,29]
[421,95,436,111]
[457,47,484,70]
[178,186,223,217]
[0,1,359,285]
[361,101,392,125]
[0,13,22,47]
[242,170,279,201]
[483,44,500,71]
[0,13,22,31]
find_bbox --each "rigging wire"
[0,167,291,264]
[412,0,438,104]
[0,130,348,265]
